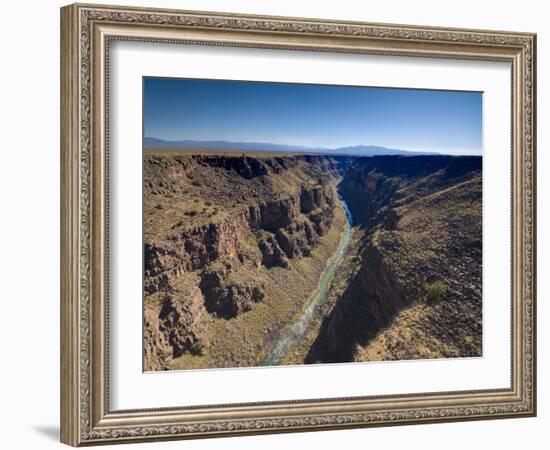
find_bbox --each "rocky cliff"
[307,155,482,363]
[144,152,483,371]
[143,152,346,370]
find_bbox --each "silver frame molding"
[60,3,536,446]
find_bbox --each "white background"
[0,0,547,449]
[111,42,511,409]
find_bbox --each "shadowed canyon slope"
[143,151,482,371]
[306,155,482,363]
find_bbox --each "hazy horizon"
[144,78,483,156]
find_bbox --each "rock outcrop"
[258,235,289,268]
[143,307,171,371]
[143,153,342,370]
[145,182,336,294]
[195,155,269,179]
[158,288,210,357]
[144,285,209,371]
[200,261,266,318]
[144,211,255,295]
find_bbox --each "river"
[259,190,353,366]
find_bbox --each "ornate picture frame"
[60,3,536,446]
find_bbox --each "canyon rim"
[142,78,483,372]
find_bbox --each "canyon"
[143,150,482,371]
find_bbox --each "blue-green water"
[259,192,353,366]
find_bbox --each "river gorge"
[260,192,353,366]
[143,152,483,371]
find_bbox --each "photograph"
[142,78,483,372]
[56,2,537,446]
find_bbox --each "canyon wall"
[143,153,347,370]
[143,152,483,370]
[307,155,483,363]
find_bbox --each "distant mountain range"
[144,137,441,157]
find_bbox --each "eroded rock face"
[143,285,210,371]
[143,153,483,370]
[144,212,254,295]
[300,185,323,213]
[143,154,343,370]
[158,289,210,357]
[308,206,333,236]
[145,182,336,293]
[339,170,398,228]
[275,220,315,259]
[306,243,408,363]
[307,155,483,363]
[260,184,334,263]
[144,307,171,371]
[339,155,482,229]
[195,155,269,179]
[258,197,299,232]
[258,235,289,268]
[200,263,266,318]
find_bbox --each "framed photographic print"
[60,3,537,446]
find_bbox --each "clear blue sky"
[144,77,482,155]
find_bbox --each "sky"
[143,77,482,155]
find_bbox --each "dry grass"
[143,151,329,243]
[354,174,482,361]
[171,196,348,370]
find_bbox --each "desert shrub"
[191,179,202,187]
[205,201,212,206]
[175,220,183,227]
[424,280,447,305]
[185,210,198,217]
[464,335,475,352]
[155,203,164,210]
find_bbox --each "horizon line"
[143,136,482,156]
